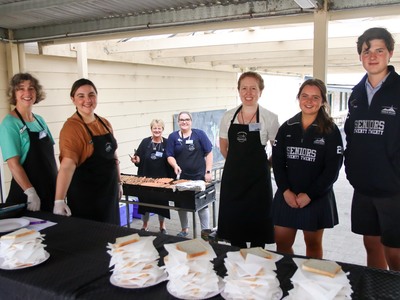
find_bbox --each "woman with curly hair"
[0,73,57,212]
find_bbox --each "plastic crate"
[132,202,142,219]
[119,203,133,226]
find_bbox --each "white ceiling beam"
[112,36,359,59]
[110,25,315,53]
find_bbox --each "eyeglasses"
[179,118,191,122]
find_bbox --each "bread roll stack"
[0,228,48,269]
[163,238,221,299]
[107,233,166,288]
[222,247,282,300]
[285,258,353,299]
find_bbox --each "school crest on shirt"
[381,105,397,116]
[350,98,358,109]
[313,137,325,145]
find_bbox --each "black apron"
[176,132,205,181]
[6,109,57,212]
[67,112,119,225]
[137,139,171,218]
[217,106,274,244]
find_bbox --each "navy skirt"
[272,189,339,231]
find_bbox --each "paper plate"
[167,276,224,300]
[0,250,50,270]
[0,218,30,234]
[220,288,283,300]
[110,272,168,289]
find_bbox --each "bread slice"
[175,238,208,258]
[0,228,37,240]
[240,247,273,259]
[114,233,140,248]
[302,258,342,278]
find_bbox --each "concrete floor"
[125,166,366,267]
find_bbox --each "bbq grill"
[119,174,217,238]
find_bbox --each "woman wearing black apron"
[131,119,173,233]
[166,112,213,237]
[217,71,280,248]
[53,79,121,224]
[0,73,57,212]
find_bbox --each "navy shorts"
[351,190,400,248]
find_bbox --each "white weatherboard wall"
[0,52,238,195]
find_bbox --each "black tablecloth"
[1,211,399,299]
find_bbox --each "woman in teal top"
[0,73,57,212]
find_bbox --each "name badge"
[185,139,194,145]
[249,123,261,132]
[19,125,27,134]
[39,130,48,139]
[155,151,163,157]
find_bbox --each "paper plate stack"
[0,228,48,269]
[107,233,166,288]
[284,258,353,300]
[163,238,222,299]
[222,247,283,300]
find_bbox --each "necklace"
[240,109,257,124]
[151,138,162,151]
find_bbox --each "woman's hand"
[131,154,140,164]
[174,165,182,178]
[24,187,41,211]
[283,189,299,208]
[296,193,311,208]
[53,200,72,216]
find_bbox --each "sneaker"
[140,228,149,232]
[160,228,168,235]
[176,231,188,237]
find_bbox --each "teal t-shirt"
[0,114,54,165]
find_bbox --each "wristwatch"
[206,170,211,174]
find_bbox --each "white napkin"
[163,238,221,298]
[107,235,166,287]
[285,258,353,300]
[222,250,283,300]
[0,230,47,269]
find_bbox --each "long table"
[1,212,400,299]
[121,180,217,238]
